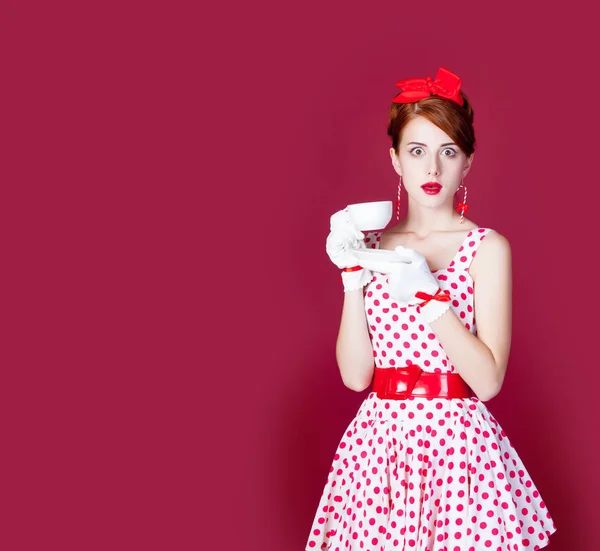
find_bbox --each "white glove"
[388,246,451,323]
[325,208,373,292]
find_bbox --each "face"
[389,115,473,208]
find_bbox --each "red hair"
[387,93,476,157]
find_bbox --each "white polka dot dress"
[306,228,557,551]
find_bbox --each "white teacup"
[347,201,393,231]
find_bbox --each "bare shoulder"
[470,229,512,281]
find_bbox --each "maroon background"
[1,1,598,549]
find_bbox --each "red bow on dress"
[393,67,464,107]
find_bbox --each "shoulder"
[470,229,512,281]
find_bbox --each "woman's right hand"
[326,208,373,292]
[325,208,366,269]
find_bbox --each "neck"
[401,200,462,238]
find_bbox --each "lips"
[421,182,442,194]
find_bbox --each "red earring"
[396,176,402,221]
[456,178,469,224]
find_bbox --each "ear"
[462,151,475,178]
[389,147,402,177]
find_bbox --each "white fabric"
[388,245,450,323]
[340,268,373,292]
[326,208,373,292]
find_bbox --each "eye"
[410,147,424,156]
[442,148,457,157]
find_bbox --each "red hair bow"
[393,67,464,107]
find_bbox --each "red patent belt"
[372,366,474,400]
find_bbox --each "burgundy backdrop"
[2,1,598,549]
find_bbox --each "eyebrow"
[407,142,456,147]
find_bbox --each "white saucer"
[352,249,412,273]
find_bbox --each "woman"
[306,68,557,551]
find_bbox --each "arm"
[335,288,375,392]
[325,213,377,392]
[428,231,513,401]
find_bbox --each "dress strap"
[448,227,493,272]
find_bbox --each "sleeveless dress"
[305,228,556,551]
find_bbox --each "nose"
[428,161,440,177]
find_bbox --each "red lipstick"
[421,182,442,195]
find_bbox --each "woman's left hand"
[388,246,438,304]
[388,246,452,323]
